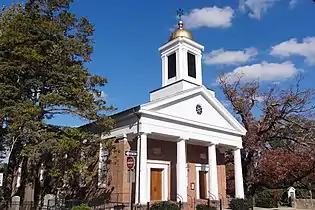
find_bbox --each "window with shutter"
[168,53,176,79]
[188,52,196,78]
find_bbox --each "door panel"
[199,171,207,199]
[150,169,163,201]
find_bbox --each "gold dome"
[169,20,193,41]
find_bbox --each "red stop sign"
[126,156,135,169]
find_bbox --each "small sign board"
[125,150,137,156]
[0,173,3,187]
[126,156,135,169]
[127,169,136,183]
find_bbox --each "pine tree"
[0,0,115,202]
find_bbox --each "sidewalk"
[254,207,313,210]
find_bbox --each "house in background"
[96,19,246,209]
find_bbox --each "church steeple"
[150,10,205,101]
[158,10,204,88]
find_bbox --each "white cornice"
[158,37,204,52]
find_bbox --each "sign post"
[126,155,136,208]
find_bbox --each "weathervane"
[177,8,184,20]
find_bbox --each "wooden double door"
[150,168,163,201]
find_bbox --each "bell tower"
[159,19,204,87]
[150,10,205,101]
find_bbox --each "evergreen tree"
[0,0,115,202]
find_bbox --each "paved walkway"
[223,207,312,210]
[223,208,313,210]
[254,207,313,210]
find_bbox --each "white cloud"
[254,96,264,102]
[270,37,315,65]
[182,6,234,29]
[239,0,280,19]
[204,48,258,65]
[99,91,107,99]
[289,0,298,9]
[219,61,300,84]
[92,91,108,100]
[239,0,299,19]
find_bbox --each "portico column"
[208,144,219,200]
[177,138,187,202]
[136,133,148,203]
[234,148,245,199]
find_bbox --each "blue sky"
[2,0,315,127]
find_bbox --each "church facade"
[99,19,246,208]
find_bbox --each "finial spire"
[176,8,184,29]
[177,8,184,20]
[169,8,193,41]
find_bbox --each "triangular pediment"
[141,86,246,135]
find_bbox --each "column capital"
[178,137,189,141]
[208,142,218,147]
[116,133,127,141]
[233,146,243,151]
[137,132,150,139]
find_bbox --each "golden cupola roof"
[169,20,193,41]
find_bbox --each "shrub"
[196,204,217,210]
[296,188,310,199]
[254,189,278,208]
[279,189,289,206]
[150,201,180,210]
[229,198,250,210]
[71,204,91,210]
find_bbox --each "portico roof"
[103,84,246,149]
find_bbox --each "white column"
[234,148,245,199]
[208,144,219,200]
[135,135,140,204]
[135,133,148,204]
[177,138,188,202]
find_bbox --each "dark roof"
[79,105,140,132]
[110,105,140,119]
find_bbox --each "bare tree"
[218,74,315,197]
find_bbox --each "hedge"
[229,198,250,210]
[254,189,278,208]
[71,204,91,210]
[150,201,180,210]
[196,204,217,210]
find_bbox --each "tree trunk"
[5,140,21,200]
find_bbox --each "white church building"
[99,19,246,209]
